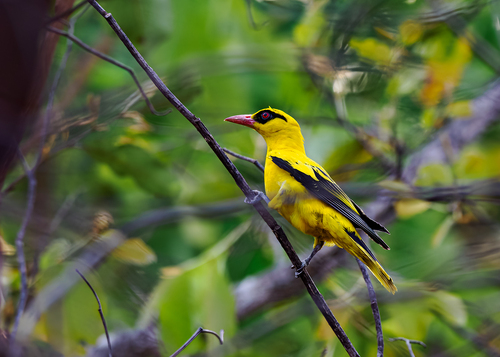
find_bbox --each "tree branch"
[389,338,426,357]
[11,7,79,341]
[85,1,360,355]
[45,0,87,25]
[223,148,265,173]
[169,327,223,357]
[357,259,384,357]
[11,152,37,341]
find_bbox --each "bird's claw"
[294,261,307,278]
[244,190,270,205]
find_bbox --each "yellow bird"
[225,108,397,294]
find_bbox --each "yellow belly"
[279,195,357,247]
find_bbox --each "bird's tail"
[342,230,397,294]
[361,255,397,294]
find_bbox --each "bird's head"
[224,108,301,139]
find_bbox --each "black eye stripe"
[254,110,288,124]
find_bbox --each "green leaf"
[427,290,467,326]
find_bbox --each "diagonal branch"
[85,1,360,355]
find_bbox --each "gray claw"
[244,190,269,205]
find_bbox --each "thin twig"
[389,338,427,357]
[45,26,171,117]
[86,1,360,355]
[223,148,265,173]
[45,0,87,25]
[11,10,78,341]
[169,327,223,357]
[76,269,113,357]
[11,153,36,341]
[357,259,384,357]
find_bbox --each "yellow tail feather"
[347,238,397,294]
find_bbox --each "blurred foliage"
[2,0,500,356]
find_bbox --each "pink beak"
[224,114,255,128]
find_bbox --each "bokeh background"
[2,0,500,356]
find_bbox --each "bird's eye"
[261,112,271,120]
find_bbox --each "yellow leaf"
[293,0,326,47]
[395,199,431,219]
[454,146,500,179]
[427,290,467,326]
[400,20,423,45]
[350,38,394,65]
[112,238,157,266]
[431,216,454,247]
[122,110,152,133]
[0,235,15,255]
[378,180,412,193]
[161,266,184,278]
[446,100,472,118]
[415,163,454,186]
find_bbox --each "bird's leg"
[294,240,325,278]
[244,190,270,205]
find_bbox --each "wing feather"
[270,156,390,250]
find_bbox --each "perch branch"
[225,147,385,353]
[389,338,426,357]
[170,327,223,357]
[45,26,170,117]
[223,148,265,173]
[86,1,359,355]
[357,259,384,357]
[76,269,113,357]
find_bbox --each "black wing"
[271,156,390,250]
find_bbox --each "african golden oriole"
[225,108,396,294]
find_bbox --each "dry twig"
[170,327,223,357]
[389,337,426,357]
[357,259,384,357]
[11,7,79,341]
[223,148,265,173]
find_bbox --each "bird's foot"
[294,261,307,278]
[244,190,270,205]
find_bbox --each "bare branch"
[11,9,80,341]
[11,152,36,341]
[389,338,427,357]
[169,327,223,357]
[403,82,500,183]
[86,1,360,355]
[357,259,384,357]
[45,0,87,25]
[223,148,265,173]
[45,26,171,117]
[76,269,113,357]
